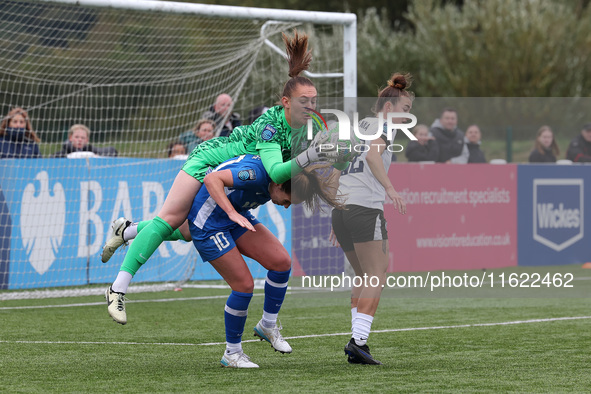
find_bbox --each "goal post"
[0,0,356,297]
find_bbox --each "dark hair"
[248,106,269,125]
[440,107,457,117]
[374,72,415,113]
[167,140,186,157]
[0,107,40,143]
[281,29,315,99]
[534,125,559,156]
[291,163,345,212]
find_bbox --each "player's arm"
[257,142,302,184]
[203,170,256,231]
[365,137,406,215]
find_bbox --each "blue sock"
[224,290,253,344]
[262,269,290,328]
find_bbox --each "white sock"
[351,307,358,330]
[123,223,138,242]
[352,312,373,346]
[111,270,133,294]
[225,342,242,355]
[261,311,278,328]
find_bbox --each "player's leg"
[208,247,258,368]
[106,170,201,324]
[101,219,191,263]
[333,206,386,365]
[235,224,292,354]
[332,208,361,329]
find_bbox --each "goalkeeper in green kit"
[104,29,349,324]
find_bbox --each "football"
[323,121,361,162]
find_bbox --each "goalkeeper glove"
[295,129,339,168]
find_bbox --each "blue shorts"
[191,213,260,262]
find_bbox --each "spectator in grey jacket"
[201,93,241,137]
[430,108,464,163]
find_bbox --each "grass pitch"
[1,264,590,392]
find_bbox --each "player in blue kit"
[107,154,342,368]
[190,154,342,368]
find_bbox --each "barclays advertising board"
[0,158,291,289]
[518,165,590,266]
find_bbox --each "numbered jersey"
[338,117,396,210]
[187,155,271,236]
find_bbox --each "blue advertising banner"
[0,158,291,289]
[517,164,591,266]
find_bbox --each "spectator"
[529,125,559,163]
[52,124,118,158]
[451,124,486,163]
[178,119,216,154]
[430,108,464,163]
[167,140,187,160]
[566,123,591,163]
[405,124,439,162]
[0,107,41,159]
[201,93,241,137]
[247,105,270,125]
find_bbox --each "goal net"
[0,0,354,297]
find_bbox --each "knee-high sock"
[135,220,185,242]
[352,312,374,346]
[120,216,173,276]
[225,290,253,348]
[262,269,290,328]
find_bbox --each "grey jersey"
[338,117,396,210]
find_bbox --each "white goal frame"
[38,0,357,97]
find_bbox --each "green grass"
[1,264,591,392]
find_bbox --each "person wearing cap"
[566,123,591,163]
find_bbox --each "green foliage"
[358,0,591,98]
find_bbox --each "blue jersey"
[187,154,273,261]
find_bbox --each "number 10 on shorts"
[210,232,230,251]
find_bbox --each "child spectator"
[0,107,41,159]
[405,124,439,162]
[52,124,118,158]
[529,125,559,163]
[168,140,187,160]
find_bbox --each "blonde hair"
[69,124,90,138]
[192,119,216,133]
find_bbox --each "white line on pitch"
[1,316,589,347]
[0,294,266,310]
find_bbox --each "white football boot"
[101,217,131,263]
[105,286,127,325]
[253,320,292,354]
[220,351,259,368]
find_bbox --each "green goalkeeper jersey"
[183,105,294,184]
